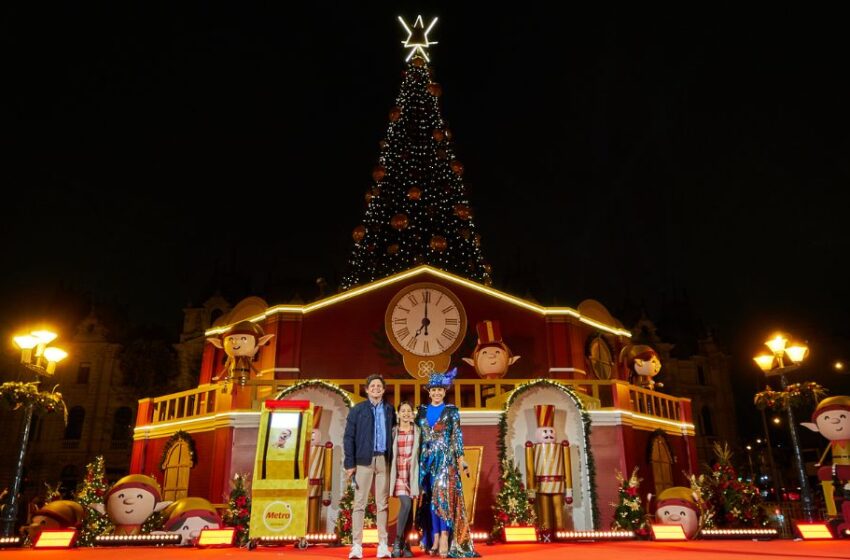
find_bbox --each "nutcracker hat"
[34,500,85,528]
[106,474,162,502]
[473,320,510,353]
[163,497,222,531]
[657,486,699,513]
[424,367,458,390]
[811,395,850,422]
[224,320,265,339]
[534,404,555,428]
[312,405,323,430]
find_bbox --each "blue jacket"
[343,399,396,469]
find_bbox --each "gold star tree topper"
[398,15,438,62]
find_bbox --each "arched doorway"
[649,433,674,496]
[161,435,195,500]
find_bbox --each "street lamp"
[1,330,67,537]
[753,333,816,522]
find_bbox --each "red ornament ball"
[459,228,471,240]
[436,148,448,160]
[364,191,373,203]
[407,186,422,200]
[352,225,366,243]
[387,243,400,255]
[450,160,464,176]
[378,139,389,150]
[433,129,445,142]
[430,235,447,252]
[411,56,426,68]
[389,107,401,122]
[427,83,443,97]
[453,204,471,220]
[390,213,409,230]
[372,165,386,182]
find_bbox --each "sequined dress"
[416,403,477,558]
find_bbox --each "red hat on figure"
[534,404,555,428]
[474,320,510,353]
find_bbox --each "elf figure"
[655,487,699,539]
[162,497,222,545]
[21,500,85,540]
[462,320,520,380]
[307,405,334,533]
[206,321,274,386]
[802,395,850,517]
[92,474,172,536]
[619,344,662,391]
[525,404,573,535]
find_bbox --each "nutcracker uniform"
[525,404,573,532]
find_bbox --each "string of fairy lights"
[341,17,490,290]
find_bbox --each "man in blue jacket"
[344,374,396,559]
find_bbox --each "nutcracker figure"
[307,406,334,533]
[525,404,573,536]
[802,395,850,517]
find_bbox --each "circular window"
[588,336,614,380]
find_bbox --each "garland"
[496,378,599,530]
[0,381,68,424]
[754,381,827,412]
[158,430,198,471]
[275,379,355,408]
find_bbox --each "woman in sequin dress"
[416,368,478,558]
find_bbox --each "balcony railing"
[140,377,690,428]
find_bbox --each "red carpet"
[2,541,849,560]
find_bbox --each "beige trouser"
[352,455,389,546]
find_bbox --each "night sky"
[3,4,849,405]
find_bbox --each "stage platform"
[2,540,848,559]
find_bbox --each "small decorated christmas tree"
[75,456,111,546]
[491,456,535,540]
[610,467,650,536]
[697,442,768,528]
[222,473,251,546]
[336,481,377,545]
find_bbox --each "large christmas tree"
[341,16,490,290]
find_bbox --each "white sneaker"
[349,544,363,559]
[376,541,392,558]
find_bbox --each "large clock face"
[385,283,467,357]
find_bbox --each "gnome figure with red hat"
[462,320,520,380]
[307,405,334,533]
[802,395,850,518]
[655,487,700,538]
[161,497,222,545]
[524,404,573,538]
[92,474,172,536]
[206,320,274,386]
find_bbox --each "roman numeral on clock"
[405,337,417,350]
[441,305,455,314]
[407,294,418,306]
[442,328,457,340]
[444,317,459,325]
[395,327,410,340]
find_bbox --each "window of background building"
[76,362,91,384]
[64,406,85,440]
[60,465,79,497]
[701,406,715,436]
[697,365,706,385]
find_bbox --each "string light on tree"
[342,16,491,290]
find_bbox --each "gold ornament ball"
[450,159,464,176]
[483,263,493,274]
[433,129,445,142]
[387,243,400,255]
[390,213,409,230]
[430,235,448,252]
[364,190,373,203]
[389,107,402,122]
[407,186,422,200]
[427,83,443,97]
[453,204,471,220]
[372,165,386,182]
[352,225,366,243]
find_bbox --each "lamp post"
[754,334,815,522]
[0,330,67,537]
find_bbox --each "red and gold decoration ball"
[433,129,445,143]
[407,186,422,200]
[450,159,464,176]
[387,243,400,255]
[453,204,472,220]
[436,148,448,160]
[390,213,409,230]
[372,165,386,182]
[412,56,425,68]
[429,235,448,252]
[459,227,471,240]
[378,139,389,150]
[365,187,380,204]
[389,107,402,122]
[473,233,482,247]
[427,83,443,97]
[352,225,366,243]
[483,263,493,274]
